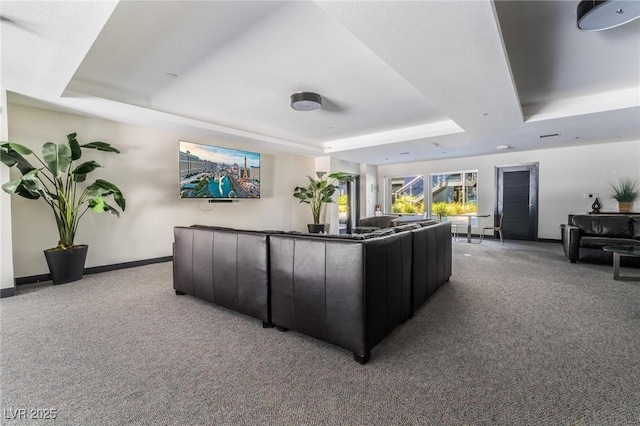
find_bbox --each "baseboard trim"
[14,256,173,286]
[1,287,16,298]
[538,238,561,243]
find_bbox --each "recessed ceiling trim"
[323,120,464,153]
[524,87,640,123]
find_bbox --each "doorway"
[338,176,360,234]
[495,163,538,241]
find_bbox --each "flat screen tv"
[179,141,260,199]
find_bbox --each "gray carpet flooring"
[1,239,639,425]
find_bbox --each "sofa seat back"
[571,215,633,238]
[410,222,452,314]
[580,236,640,248]
[173,226,270,322]
[269,230,412,358]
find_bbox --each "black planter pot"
[307,224,328,234]
[44,245,89,285]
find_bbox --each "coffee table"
[602,246,640,281]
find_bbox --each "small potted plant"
[293,171,354,233]
[1,132,125,284]
[609,177,639,213]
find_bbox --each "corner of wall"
[0,90,16,292]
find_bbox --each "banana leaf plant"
[293,171,354,225]
[1,132,125,250]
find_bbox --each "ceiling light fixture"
[577,0,640,31]
[496,145,512,150]
[290,92,322,111]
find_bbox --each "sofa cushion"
[362,228,396,239]
[418,219,439,227]
[571,215,632,238]
[632,216,640,239]
[393,223,422,233]
[285,231,366,240]
[579,236,640,249]
[419,220,440,228]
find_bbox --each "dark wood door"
[496,164,538,241]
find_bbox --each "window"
[430,171,478,218]
[388,175,424,214]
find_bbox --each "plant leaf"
[1,144,36,175]
[86,179,126,211]
[328,172,354,182]
[1,142,32,155]
[72,161,101,181]
[67,133,82,161]
[42,142,71,179]
[2,169,52,202]
[14,182,42,199]
[2,176,26,194]
[88,197,120,217]
[81,141,120,153]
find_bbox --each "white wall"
[377,140,640,239]
[7,104,316,277]
[1,90,15,291]
[360,163,378,218]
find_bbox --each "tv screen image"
[179,141,260,199]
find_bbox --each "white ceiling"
[1,0,639,164]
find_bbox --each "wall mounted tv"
[179,141,260,199]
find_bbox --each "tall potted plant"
[293,171,354,233]
[609,177,639,213]
[1,132,126,284]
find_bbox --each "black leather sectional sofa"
[562,214,640,264]
[173,221,452,364]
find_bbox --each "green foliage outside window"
[431,201,477,220]
[338,194,348,213]
[391,195,424,213]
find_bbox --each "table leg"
[467,217,472,243]
[613,253,640,281]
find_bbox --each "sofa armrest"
[563,224,580,263]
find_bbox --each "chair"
[358,215,400,229]
[479,214,504,245]
[450,222,460,241]
[449,217,466,241]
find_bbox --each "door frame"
[346,176,360,234]
[495,163,539,241]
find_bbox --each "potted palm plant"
[1,132,125,284]
[609,177,639,213]
[293,171,354,233]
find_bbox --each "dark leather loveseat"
[562,214,640,264]
[172,222,452,364]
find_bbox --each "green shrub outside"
[391,195,424,213]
